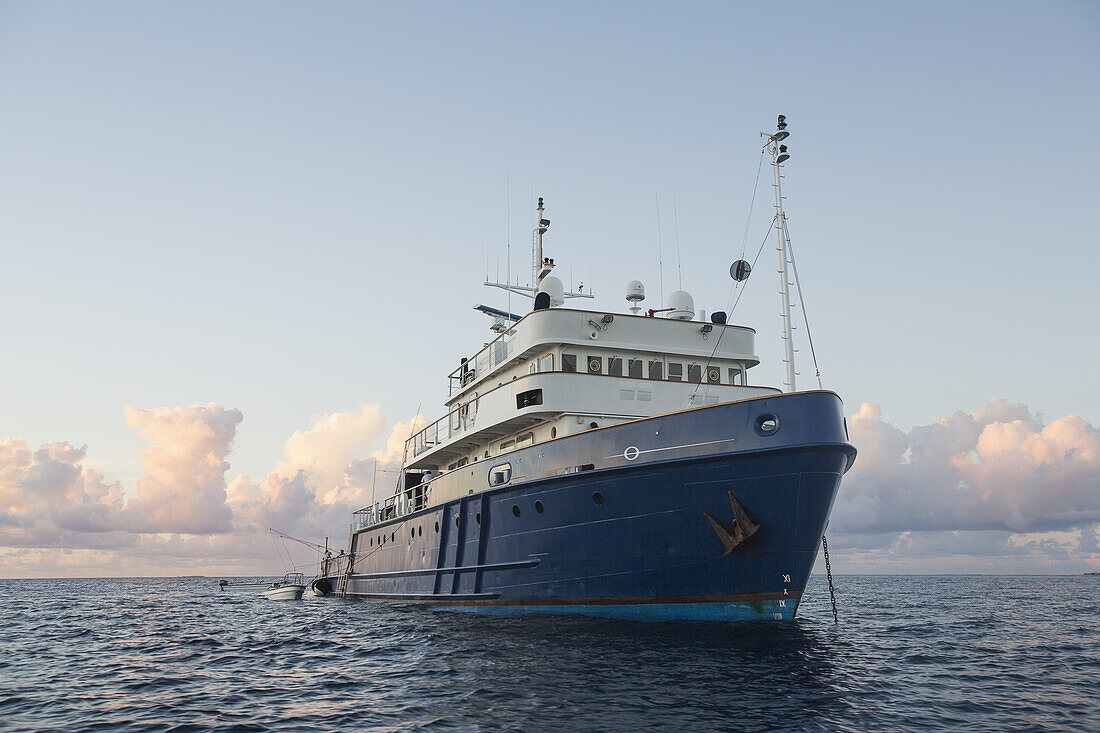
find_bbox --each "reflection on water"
[0,575,1096,731]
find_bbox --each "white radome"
[538,276,566,307]
[665,290,695,320]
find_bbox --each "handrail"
[352,481,434,529]
[448,327,518,396]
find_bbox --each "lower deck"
[318,392,855,622]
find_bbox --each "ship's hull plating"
[320,391,855,622]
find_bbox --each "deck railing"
[447,327,518,396]
[352,482,432,530]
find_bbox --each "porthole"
[476,512,481,524]
[534,500,544,513]
[754,413,780,436]
[512,505,521,517]
[551,427,557,438]
[411,528,415,539]
[434,521,439,533]
[455,515,460,526]
[592,491,604,505]
[391,531,395,541]
[418,526,423,537]
[369,538,373,546]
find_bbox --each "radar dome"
[538,276,565,307]
[625,280,645,303]
[665,290,695,320]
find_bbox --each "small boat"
[262,573,306,600]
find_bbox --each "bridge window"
[688,364,703,383]
[587,356,602,374]
[489,463,512,486]
[517,388,543,409]
[539,354,553,372]
[628,358,643,378]
[667,362,683,381]
[562,353,577,372]
[648,360,663,380]
[608,357,623,376]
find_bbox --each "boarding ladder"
[337,554,354,598]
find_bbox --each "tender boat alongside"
[316,117,855,621]
[262,573,306,600]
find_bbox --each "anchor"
[703,491,760,556]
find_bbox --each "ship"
[313,117,856,621]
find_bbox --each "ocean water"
[0,575,1097,732]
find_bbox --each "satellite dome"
[625,280,645,303]
[666,290,694,320]
[537,276,565,307]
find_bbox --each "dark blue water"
[1,576,1097,732]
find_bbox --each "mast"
[533,197,548,287]
[483,196,593,302]
[764,115,796,392]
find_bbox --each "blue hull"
[320,391,855,622]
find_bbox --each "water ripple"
[0,576,1097,731]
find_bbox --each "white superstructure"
[357,196,780,527]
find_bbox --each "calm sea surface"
[0,575,1097,732]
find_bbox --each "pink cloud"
[2,397,1096,577]
[836,399,1100,535]
[124,403,243,534]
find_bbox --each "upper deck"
[446,307,759,407]
[402,306,769,468]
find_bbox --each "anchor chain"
[822,534,838,623]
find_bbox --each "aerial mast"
[533,197,550,287]
[483,196,593,304]
[763,115,796,392]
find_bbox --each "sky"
[1,1,1098,577]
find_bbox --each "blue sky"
[1,2,1098,574]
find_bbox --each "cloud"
[124,403,243,534]
[834,399,1100,535]
[227,405,418,538]
[2,397,1097,577]
[273,404,388,501]
[0,439,130,546]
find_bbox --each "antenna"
[507,174,511,317]
[655,194,665,304]
[483,196,592,302]
[673,195,683,290]
[762,114,797,392]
